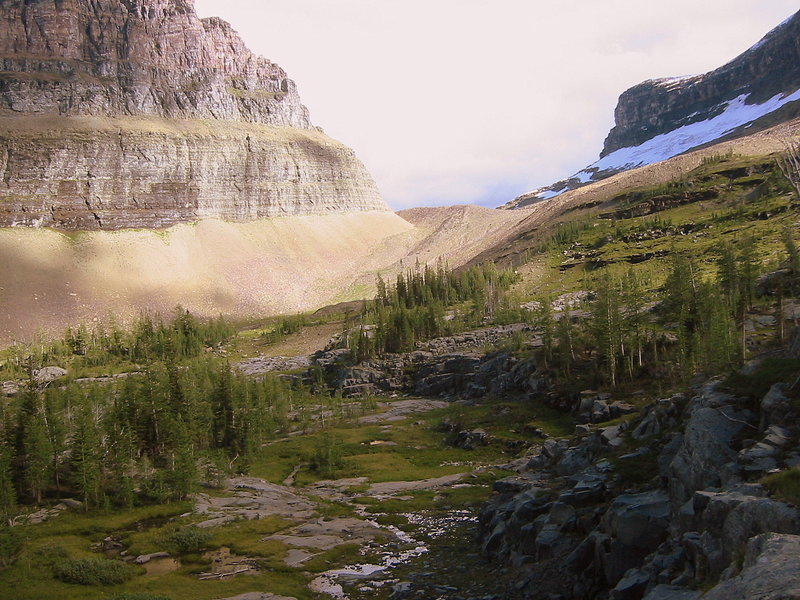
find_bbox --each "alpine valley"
[2,3,800,600]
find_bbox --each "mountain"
[0,0,385,229]
[505,9,800,209]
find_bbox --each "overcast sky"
[194,0,798,211]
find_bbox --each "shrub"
[54,557,138,585]
[165,527,212,554]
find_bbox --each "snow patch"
[590,89,800,173]
[523,84,800,205]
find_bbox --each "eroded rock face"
[0,0,386,229]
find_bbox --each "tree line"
[347,261,520,359]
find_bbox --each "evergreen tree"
[591,273,622,386]
[14,379,53,504]
[68,399,102,509]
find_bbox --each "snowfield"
[532,88,800,202]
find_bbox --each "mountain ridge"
[505,9,800,209]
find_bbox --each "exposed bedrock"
[0,0,385,229]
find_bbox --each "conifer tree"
[14,379,53,504]
[591,273,622,386]
[68,399,102,509]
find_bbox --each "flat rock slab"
[235,356,312,376]
[265,516,394,566]
[703,533,800,599]
[213,594,297,600]
[195,477,316,526]
[368,473,466,496]
[358,399,449,424]
[284,548,315,568]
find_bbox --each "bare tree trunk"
[777,141,800,199]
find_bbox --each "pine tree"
[591,273,622,386]
[68,400,102,510]
[535,296,555,368]
[164,416,197,500]
[212,363,235,449]
[0,401,16,519]
[14,379,53,504]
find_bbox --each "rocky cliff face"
[602,11,800,156]
[0,0,386,229]
[506,9,800,209]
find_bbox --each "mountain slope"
[506,9,800,208]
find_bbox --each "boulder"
[702,533,800,600]
[603,490,671,551]
[669,393,747,505]
[32,366,67,383]
[611,567,650,600]
[641,585,700,600]
[1,381,19,397]
[760,383,794,431]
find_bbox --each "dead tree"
[776,141,800,199]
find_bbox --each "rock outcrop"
[506,9,800,208]
[0,0,385,229]
[475,374,800,600]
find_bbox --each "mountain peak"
[0,0,386,229]
[506,9,800,209]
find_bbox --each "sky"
[193,0,799,210]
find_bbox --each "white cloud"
[193,0,799,210]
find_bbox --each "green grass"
[722,357,800,401]
[763,468,800,505]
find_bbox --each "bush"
[165,527,212,554]
[54,557,138,585]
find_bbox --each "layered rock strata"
[0,0,385,229]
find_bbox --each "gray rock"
[134,551,170,564]
[32,366,67,383]
[535,525,565,561]
[603,490,671,551]
[669,390,747,504]
[642,585,700,600]
[760,383,794,431]
[611,568,650,600]
[214,594,297,600]
[702,533,800,600]
[1,381,19,397]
